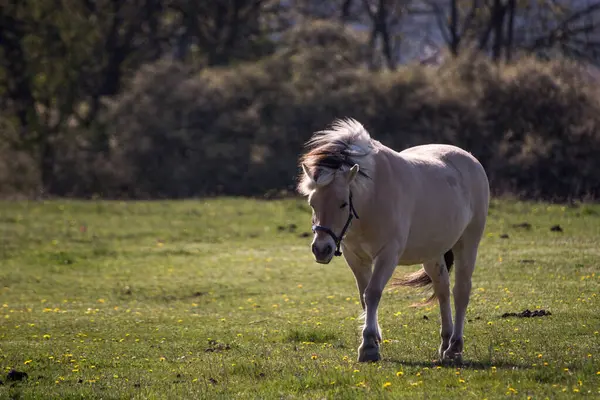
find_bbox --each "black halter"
[312,192,359,257]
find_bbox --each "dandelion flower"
[396,371,404,376]
[383,382,392,388]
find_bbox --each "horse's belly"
[398,236,459,265]
[397,207,471,265]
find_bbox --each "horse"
[297,118,490,363]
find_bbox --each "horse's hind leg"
[423,257,453,359]
[443,226,484,364]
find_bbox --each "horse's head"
[301,163,360,264]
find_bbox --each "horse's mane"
[297,118,376,195]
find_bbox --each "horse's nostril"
[324,244,333,255]
[311,243,318,254]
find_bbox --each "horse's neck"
[347,149,408,247]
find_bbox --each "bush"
[3,21,600,201]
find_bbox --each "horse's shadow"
[383,359,530,371]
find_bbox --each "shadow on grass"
[384,359,532,370]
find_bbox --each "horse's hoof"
[438,345,450,360]
[441,351,463,366]
[358,346,380,362]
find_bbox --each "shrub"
[5,21,600,201]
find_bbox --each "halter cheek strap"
[312,192,359,257]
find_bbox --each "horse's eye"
[340,202,348,209]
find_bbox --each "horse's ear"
[346,164,360,183]
[302,163,316,183]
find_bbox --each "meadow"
[0,198,598,399]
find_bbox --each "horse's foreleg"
[423,258,453,359]
[358,248,399,362]
[342,245,372,310]
[443,235,481,364]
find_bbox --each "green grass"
[0,198,598,399]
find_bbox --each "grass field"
[0,198,598,399]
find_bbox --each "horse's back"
[389,144,489,263]
[399,144,489,210]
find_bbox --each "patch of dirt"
[277,224,298,233]
[512,222,532,229]
[298,232,311,238]
[6,369,28,382]
[205,339,231,353]
[501,309,552,318]
[550,225,563,232]
[499,234,509,239]
[519,259,535,264]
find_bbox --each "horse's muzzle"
[312,242,334,264]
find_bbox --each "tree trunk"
[505,0,516,62]
[40,138,57,195]
[449,0,459,55]
[491,0,507,62]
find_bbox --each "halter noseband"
[311,192,359,257]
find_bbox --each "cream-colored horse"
[298,118,489,363]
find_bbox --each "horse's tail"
[391,250,454,307]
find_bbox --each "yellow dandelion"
[311,355,318,360]
[383,382,392,388]
[97,299,105,304]
[24,360,32,365]
[458,378,465,383]
[537,353,543,358]
[396,371,404,376]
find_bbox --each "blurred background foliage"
[1,0,600,200]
